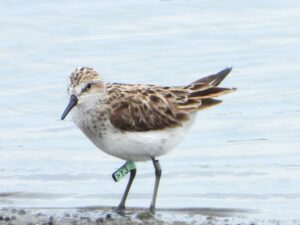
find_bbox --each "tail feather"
[198,98,223,110]
[177,99,201,108]
[189,87,236,99]
[176,67,236,113]
[191,67,232,86]
[177,98,223,112]
[183,83,211,91]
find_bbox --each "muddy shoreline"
[1,207,298,225]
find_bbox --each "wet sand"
[0,207,298,225]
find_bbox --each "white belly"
[73,108,197,161]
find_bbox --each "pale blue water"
[0,0,300,222]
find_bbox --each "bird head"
[61,67,105,120]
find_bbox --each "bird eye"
[83,83,92,92]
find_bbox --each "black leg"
[116,167,136,214]
[150,158,162,213]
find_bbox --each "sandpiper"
[61,67,236,214]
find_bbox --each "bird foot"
[114,205,126,215]
[149,205,156,214]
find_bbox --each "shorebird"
[61,67,236,214]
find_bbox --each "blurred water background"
[0,0,299,221]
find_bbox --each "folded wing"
[109,68,236,132]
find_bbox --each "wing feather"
[109,86,186,131]
[108,68,235,132]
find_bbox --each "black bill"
[61,94,78,120]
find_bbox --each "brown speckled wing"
[108,85,187,132]
[108,68,236,132]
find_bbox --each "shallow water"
[0,0,300,222]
